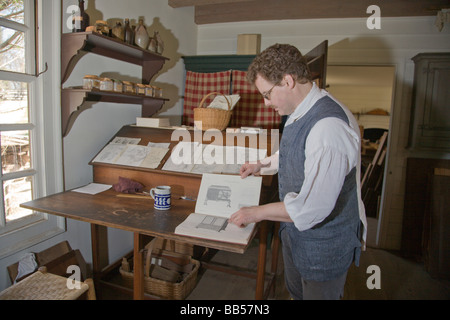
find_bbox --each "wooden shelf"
[61,88,168,137]
[61,32,170,137]
[61,32,168,84]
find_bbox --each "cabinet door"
[422,61,450,140]
[409,54,450,151]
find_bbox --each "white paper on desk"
[140,147,169,169]
[147,141,170,149]
[111,136,141,145]
[114,144,150,167]
[72,183,112,195]
[162,141,201,173]
[92,143,127,164]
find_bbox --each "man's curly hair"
[247,44,312,85]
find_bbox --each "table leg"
[255,221,268,300]
[90,224,101,298]
[133,233,145,300]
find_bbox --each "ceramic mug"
[150,186,171,210]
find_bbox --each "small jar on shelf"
[145,85,154,97]
[122,81,135,94]
[83,75,100,90]
[95,20,109,36]
[112,79,123,93]
[154,86,163,98]
[99,77,113,91]
[136,83,146,95]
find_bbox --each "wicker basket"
[194,92,232,131]
[119,239,199,300]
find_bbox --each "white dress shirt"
[261,83,367,245]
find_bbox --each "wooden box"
[237,34,261,55]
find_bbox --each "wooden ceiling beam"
[191,0,449,24]
[168,0,253,8]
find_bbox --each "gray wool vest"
[279,95,362,282]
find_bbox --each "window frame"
[0,0,65,259]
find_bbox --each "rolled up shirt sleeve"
[260,152,279,175]
[283,118,359,232]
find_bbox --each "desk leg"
[90,224,101,298]
[269,222,280,297]
[133,233,145,300]
[255,221,268,300]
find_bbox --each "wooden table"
[21,188,278,300]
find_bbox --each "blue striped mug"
[150,186,171,210]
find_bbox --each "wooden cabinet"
[61,32,169,136]
[408,53,450,151]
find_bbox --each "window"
[0,0,64,258]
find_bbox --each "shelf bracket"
[61,33,89,84]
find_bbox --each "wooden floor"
[186,242,450,300]
[102,239,450,300]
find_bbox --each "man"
[229,44,367,300]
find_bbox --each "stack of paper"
[136,117,170,128]
[92,137,169,169]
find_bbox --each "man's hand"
[228,206,260,228]
[240,161,267,178]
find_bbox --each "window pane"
[0,26,26,73]
[0,80,29,123]
[1,130,31,174]
[0,0,25,24]
[3,176,33,223]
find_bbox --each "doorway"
[326,65,396,247]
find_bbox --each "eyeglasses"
[261,83,278,100]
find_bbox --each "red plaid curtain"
[231,70,281,129]
[183,70,232,126]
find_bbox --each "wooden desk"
[22,126,280,300]
[21,189,275,299]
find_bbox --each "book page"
[194,173,262,219]
[175,213,255,245]
[114,144,150,167]
[92,143,127,164]
[140,147,169,169]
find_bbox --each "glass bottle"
[78,0,90,32]
[123,19,133,45]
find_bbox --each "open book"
[175,173,262,245]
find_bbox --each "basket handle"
[144,238,157,278]
[198,92,232,111]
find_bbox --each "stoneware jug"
[134,19,149,50]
